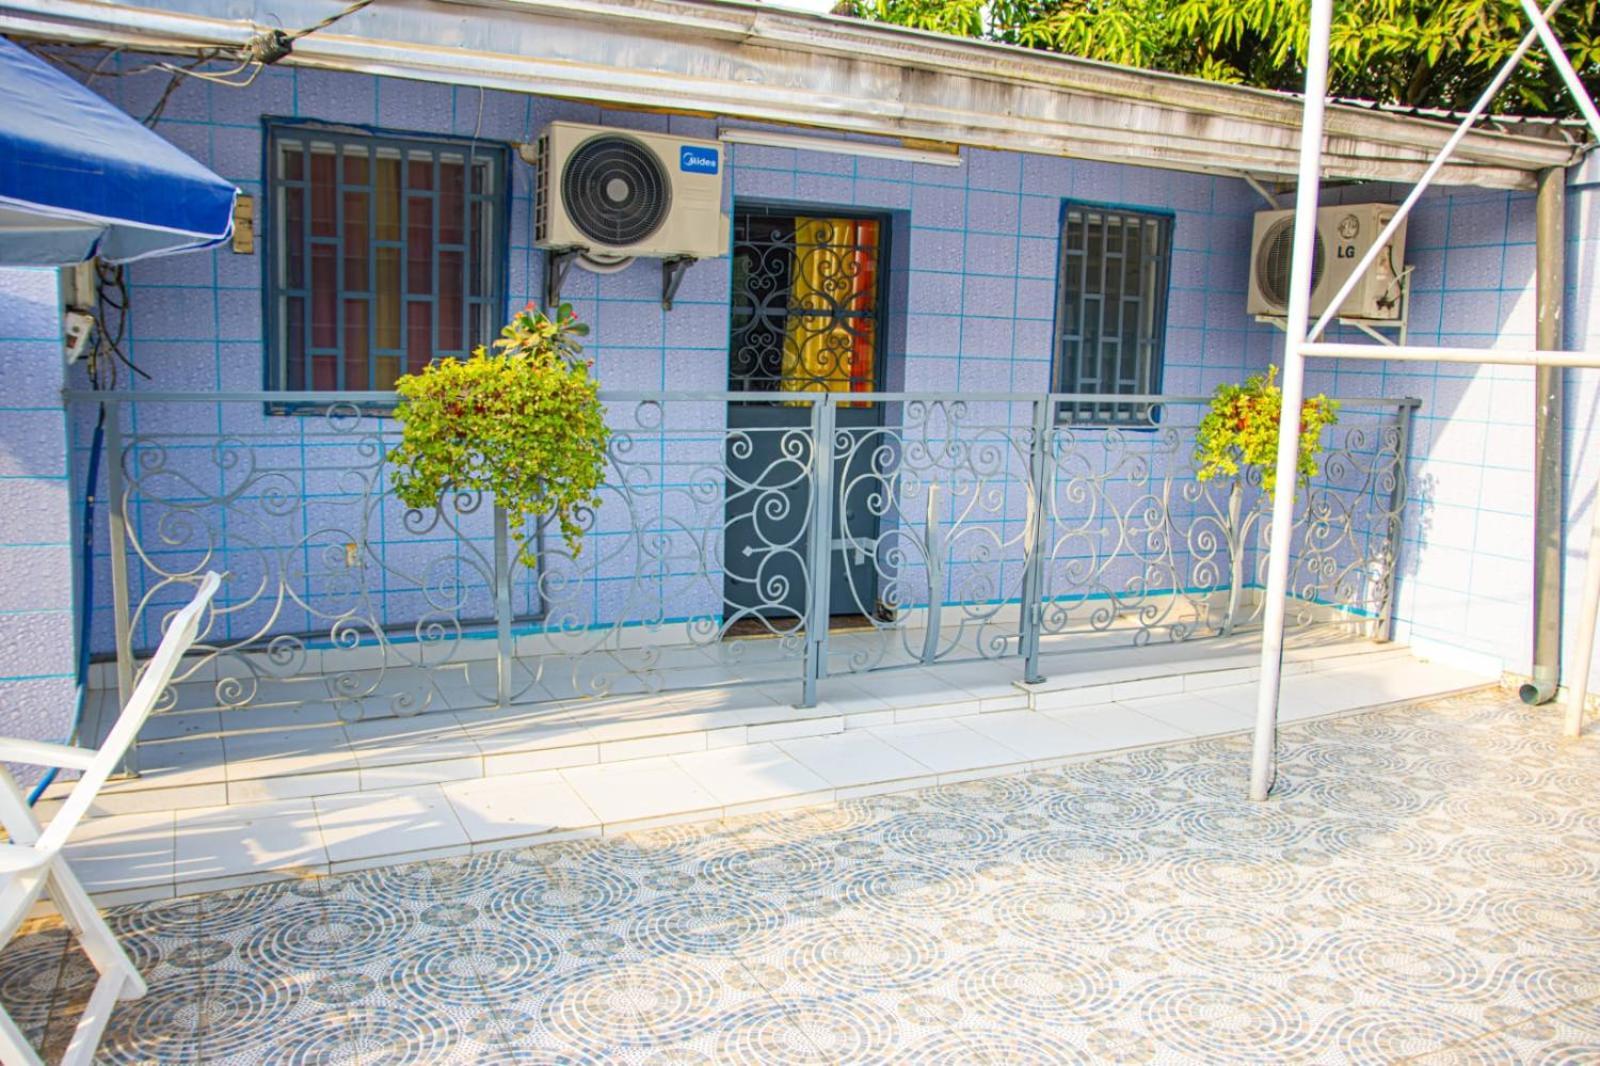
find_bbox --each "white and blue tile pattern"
[6,687,1600,1063]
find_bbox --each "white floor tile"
[1049,702,1197,748]
[221,725,356,781]
[777,732,933,788]
[842,667,983,710]
[672,744,830,806]
[173,799,326,882]
[442,771,599,843]
[811,678,895,715]
[315,784,469,865]
[958,709,1107,761]
[112,735,229,789]
[1110,693,1254,737]
[867,719,1026,774]
[344,716,480,766]
[60,809,175,893]
[561,757,721,825]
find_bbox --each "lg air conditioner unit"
[527,122,728,260]
[1247,203,1408,321]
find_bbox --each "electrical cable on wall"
[31,0,377,100]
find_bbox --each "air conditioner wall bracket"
[545,248,582,308]
[662,256,695,311]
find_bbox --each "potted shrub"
[388,302,609,568]
[1193,365,1339,635]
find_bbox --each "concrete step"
[42,648,1494,909]
[59,638,1418,817]
[54,638,1407,819]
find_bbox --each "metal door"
[723,207,888,629]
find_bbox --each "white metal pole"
[1565,486,1600,737]
[1305,0,1563,343]
[1300,342,1600,368]
[1516,0,1600,141]
[1250,0,1335,802]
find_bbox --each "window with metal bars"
[266,123,508,393]
[1052,205,1172,425]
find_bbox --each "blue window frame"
[265,122,508,392]
[1053,204,1172,424]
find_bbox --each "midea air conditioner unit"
[1247,204,1408,321]
[526,122,728,260]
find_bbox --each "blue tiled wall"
[54,60,1279,658]
[0,267,75,759]
[28,54,1594,699]
[1305,164,1599,688]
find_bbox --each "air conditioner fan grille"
[560,134,669,247]
[1257,217,1326,311]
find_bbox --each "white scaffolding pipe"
[1254,0,1600,799]
[1305,2,1561,343]
[1301,342,1600,368]
[1516,0,1600,139]
[1249,0,1335,802]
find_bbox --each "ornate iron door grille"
[728,208,887,394]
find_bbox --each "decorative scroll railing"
[73,389,1415,722]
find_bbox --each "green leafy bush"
[389,303,608,566]
[1194,366,1339,497]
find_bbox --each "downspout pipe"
[1522,165,1566,705]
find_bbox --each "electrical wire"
[33,0,379,110]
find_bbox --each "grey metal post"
[1018,398,1051,684]
[493,503,513,708]
[1525,165,1567,704]
[1376,401,1414,643]
[103,402,138,776]
[800,397,837,708]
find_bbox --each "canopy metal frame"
[1250,0,1600,800]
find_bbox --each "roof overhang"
[0,0,1582,190]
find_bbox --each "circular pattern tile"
[696,839,838,895]
[538,958,719,1047]
[1153,905,1303,971]
[488,862,640,928]
[840,859,984,920]
[1043,788,1164,830]
[716,996,899,1064]
[1324,929,1489,1002]
[879,811,1012,864]
[1136,977,1310,1062]
[628,891,786,956]
[1015,829,1152,885]
[780,917,944,991]
[275,1006,460,1065]
[239,898,415,971]
[954,946,1118,1025]
[990,882,1136,945]
[388,927,561,1008]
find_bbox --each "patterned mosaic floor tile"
[3,688,1600,1063]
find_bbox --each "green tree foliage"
[842,0,1599,117]
[1194,367,1340,497]
[389,303,609,567]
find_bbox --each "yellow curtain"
[781,218,877,403]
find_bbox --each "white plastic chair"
[0,572,220,1066]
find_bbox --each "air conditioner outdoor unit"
[526,122,728,260]
[1247,203,1408,321]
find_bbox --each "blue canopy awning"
[0,38,237,266]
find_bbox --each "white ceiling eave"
[0,0,1579,189]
